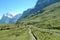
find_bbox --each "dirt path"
[28,28,37,40]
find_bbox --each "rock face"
[32,0,60,13]
[11,14,22,23]
[0,13,22,24]
[18,0,60,20]
[0,13,13,24]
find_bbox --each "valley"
[0,0,60,40]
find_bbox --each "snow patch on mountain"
[4,13,17,18]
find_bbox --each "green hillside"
[0,2,60,40]
[19,2,60,29]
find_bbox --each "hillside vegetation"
[19,2,60,29]
[0,2,60,40]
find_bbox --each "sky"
[0,0,37,19]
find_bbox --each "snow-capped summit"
[0,13,22,24]
[4,13,14,18]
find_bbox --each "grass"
[31,27,60,40]
[0,25,30,40]
[0,24,60,40]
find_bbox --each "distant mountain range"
[0,13,22,24]
[0,0,60,24]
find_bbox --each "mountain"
[0,13,13,24]
[0,0,60,24]
[18,8,32,20]
[11,14,22,23]
[0,13,22,24]
[32,0,60,13]
[18,0,60,21]
[18,2,60,29]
